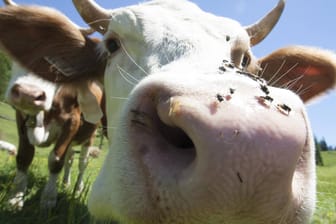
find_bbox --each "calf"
[4,63,104,210]
[0,0,336,223]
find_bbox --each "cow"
[3,61,104,210]
[0,140,17,155]
[0,0,336,223]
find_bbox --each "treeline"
[0,51,11,100]
[315,136,335,166]
[315,136,335,151]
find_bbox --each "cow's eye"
[105,38,120,54]
[241,54,250,68]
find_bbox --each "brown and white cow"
[0,0,336,223]
[4,62,104,210]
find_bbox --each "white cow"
[0,0,336,223]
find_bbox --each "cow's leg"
[62,146,75,189]
[74,138,93,194]
[40,118,80,209]
[40,149,70,209]
[8,170,28,210]
[40,169,59,209]
[8,111,35,210]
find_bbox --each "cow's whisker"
[258,62,268,78]
[120,42,149,76]
[281,74,304,90]
[267,59,287,85]
[296,83,316,97]
[109,96,129,100]
[117,65,137,86]
[117,65,140,83]
[104,125,119,130]
[270,62,299,87]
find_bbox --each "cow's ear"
[76,81,104,124]
[0,5,106,82]
[259,46,336,102]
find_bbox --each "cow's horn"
[72,0,111,34]
[3,0,18,6]
[245,0,285,46]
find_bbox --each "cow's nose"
[125,72,308,213]
[11,83,46,104]
[10,83,47,111]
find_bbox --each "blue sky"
[2,0,336,146]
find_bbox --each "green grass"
[312,151,336,224]
[0,101,16,141]
[0,102,336,223]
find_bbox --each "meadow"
[0,101,335,224]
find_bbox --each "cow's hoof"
[74,181,84,195]
[8,192,24,211]
[88,146,101,158]
[40,195,57,210]
[40,185,58,210]
[62,180,71,189]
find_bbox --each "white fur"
[102,0,249,136]
[74,142,92,194]
[0,140,16,155]
[62,148,75,188]
[26,111,49,145]
[62,141,93,194]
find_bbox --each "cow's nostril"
[155,110,197,170]
[35,92,46,101]
[159,124,194,149]
[131,97,196,170]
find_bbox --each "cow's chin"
[89,73,316,224]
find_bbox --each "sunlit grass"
[312,151,336,224]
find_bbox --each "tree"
[314,136,324,166]
[0,51,11,101]
[319,137,329,151]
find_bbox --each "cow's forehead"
[106,0,248,49]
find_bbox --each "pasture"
[0,101,335,223]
